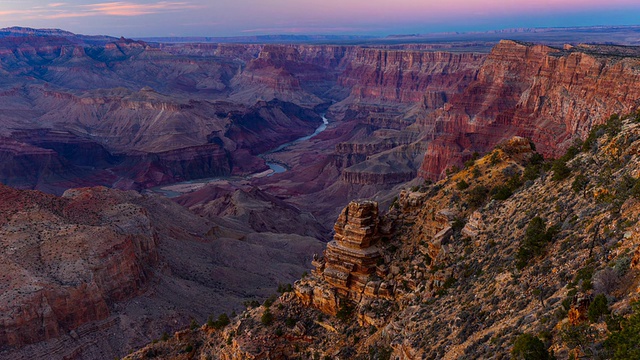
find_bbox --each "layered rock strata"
[418,40,640,178]
[296,200,390,316]
[321,200,381,294]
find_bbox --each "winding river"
[151,115,329,197]
[261,115,329,175]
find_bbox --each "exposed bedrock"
[337,49,485,107]
[0,186,157,349]
[418,40,640,178]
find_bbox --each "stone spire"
[317,200,382,295]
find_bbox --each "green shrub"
[522,163,542,182]
[263,294,277,308]
[489,151,501,165]
[492,185,513,200]
[560,144,581,162]
[572,174,589,194]
[516,217,557,269]
[467,185,489,208]
[472,167,481,178]
[261,309,274,326]
[336,301,354,322]
[529,152,544,165]
[551,160,571,181]
[605,302,640,359]
[571,266,594,292]
[456,179,470,190]
[511,333,552,360]
[244,300,260,308]
[588,294,609,323]
[277,283,293,293]
[209,313,230,330]
[285,317,297,327]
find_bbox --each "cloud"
[0,1,197,21]
[83,2,196,17]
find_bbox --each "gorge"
[1,26,640,359]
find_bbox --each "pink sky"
[0,1,638,37]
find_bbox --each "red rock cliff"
[337,49,485,108]
[419,40,640,178]
[0,186,158,349]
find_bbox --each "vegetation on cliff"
[126,111,640,359]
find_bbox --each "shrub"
[605,113,622,136]
[489,151,501,165]
[336,301,354,322]
[572,266,595,292]
[285,317,297,327]
[261,309,274,326]
[572,174,589,194]
[277,283,293,293]
[529,152,544,165]
[492,185,513,200]
[506,173,523,189]
[190,318,199,330]
[209,313,230,330]
[472,167,481,178]
[263,294,277,308]
[511,333,552,360]
[516,217,557,269]
[456,179,469,190]
[522,163,542,182]
[588,294,610,323]
[605,302,640,359]
[468,185,489,208]
[551,160,571,181]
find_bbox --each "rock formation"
[0,185,325,360]
[319,200,381,294]
[127,118,640,359]
[418,40,640,178]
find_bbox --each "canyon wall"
[337,49,485,108]
[418,40,640,178]
[0,186,158,349]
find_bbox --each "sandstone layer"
[0,185,325,360]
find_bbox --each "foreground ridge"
[128,113,640,359]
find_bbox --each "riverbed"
[150,115,329,197]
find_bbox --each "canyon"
[1,26,640,359]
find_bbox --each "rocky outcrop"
[296,201,391,316]
[0,183,326,360]
[419,40,640,178]
[321,200,382,294]
[0,186,157,350]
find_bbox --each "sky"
[0,0,638,38]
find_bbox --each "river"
[150,114,329,197]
